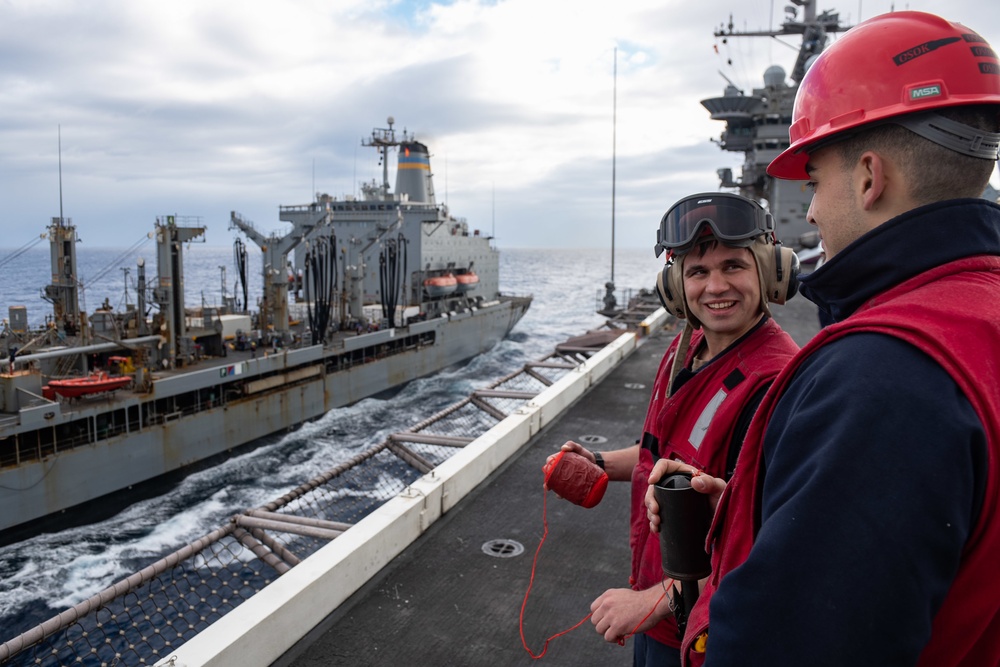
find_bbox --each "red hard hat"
[768,11,1000,180]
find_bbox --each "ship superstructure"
[0,118,531,541]
[701,0,848,248]
[276,117,498,335]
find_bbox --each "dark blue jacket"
[705,199,999,665]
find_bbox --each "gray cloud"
[0,0,995,253]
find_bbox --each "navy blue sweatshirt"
[705,199,999,666]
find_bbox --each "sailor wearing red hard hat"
[646,11,1000,667]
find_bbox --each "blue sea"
[0,242,663,644]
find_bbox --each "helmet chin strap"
[667,320,695,398]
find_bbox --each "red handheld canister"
[542,451,609,508]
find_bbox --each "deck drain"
[624,382,646,389]
[482,539,524,558]
[578,434,607,445]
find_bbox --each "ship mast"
[363,116,409,201]
[702,0,849,248]
[609,48,617,287]
[715,0,848,84]
[600,48,620,316]
[44,126,85,341]
[58,125,65,230]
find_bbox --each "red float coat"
[682,256,1000,666]
[630,317,798,648]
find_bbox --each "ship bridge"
[700,85,764,154]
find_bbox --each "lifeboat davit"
[454,270,479,293]
[424,273,458,298]
[48,372,132,398]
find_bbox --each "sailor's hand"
[590,586,671,644]
[645,461,726,533]
[545,440,594,467]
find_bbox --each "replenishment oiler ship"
[0,117,531,544]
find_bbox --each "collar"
[671,315,770,395]
[799,199,1000,322]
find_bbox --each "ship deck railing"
[0,304,672,667]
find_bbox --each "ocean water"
[0,242,663,643]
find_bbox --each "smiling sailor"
[548,191,799,666]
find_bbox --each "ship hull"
[0,297,530,540]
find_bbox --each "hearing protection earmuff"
[753,236,801,306]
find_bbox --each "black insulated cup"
[653,472,712,581]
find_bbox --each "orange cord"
[519,486,669,659]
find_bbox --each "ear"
[857,151,886,211]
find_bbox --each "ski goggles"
[655,193,773,257]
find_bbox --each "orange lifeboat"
[454,270,479,293]
[423,273,458,298]
[48,372,132,398]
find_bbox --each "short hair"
[689,238,758,259]
[692,238,719,257]
[835,104,1000,204]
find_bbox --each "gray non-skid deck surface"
[281,297,821,667]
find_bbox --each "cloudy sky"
[1,0,997,251]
